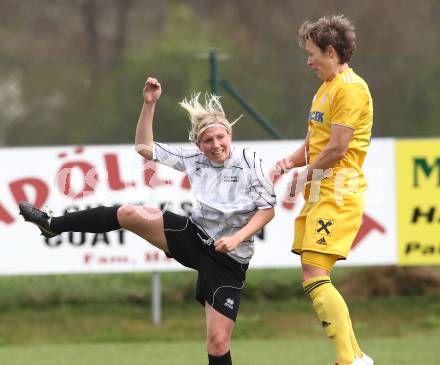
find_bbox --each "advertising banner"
[0,139,397,275]
[396,139,440,265]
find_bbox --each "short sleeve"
[153,142,199,173]
[331,84,369,129]
[244,148,277,209]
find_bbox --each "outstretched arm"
[135,77,162,160]
[214,207,275,253]
[275,131,310,173]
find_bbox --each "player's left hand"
[214,236,241,253]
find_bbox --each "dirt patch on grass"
[339,266,440,299]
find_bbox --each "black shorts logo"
[315,219,334,236]
[224,298,235,309]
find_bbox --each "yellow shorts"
[292,193,364,260]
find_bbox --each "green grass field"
[0,336,439,365]
[0,268,439,364]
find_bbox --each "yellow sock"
[303,276,356,365]
[348,317,362,358]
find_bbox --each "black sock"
[50,206,121,233]
[208,351,232,365]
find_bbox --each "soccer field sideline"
[0,336,438,365]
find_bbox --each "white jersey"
[153,142,276,263]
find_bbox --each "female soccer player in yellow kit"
[276,15,374,365]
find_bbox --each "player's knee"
[207,331,230,356]
[302,265,326,281]
[117,205,138,228]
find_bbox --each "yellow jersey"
[305,68,373,197]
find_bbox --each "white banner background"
[0,139,397,275]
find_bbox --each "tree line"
[0,0,439,146]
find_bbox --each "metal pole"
[219,79,285,139]
[209,49,218,95]
[152,272,161,325]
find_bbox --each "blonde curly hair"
[179,93,242,143]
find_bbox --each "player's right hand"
[143,77,162,104]
[275,157,294,175]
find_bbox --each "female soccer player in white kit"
[20,77,276,365]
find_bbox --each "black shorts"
[163,211,248,321]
